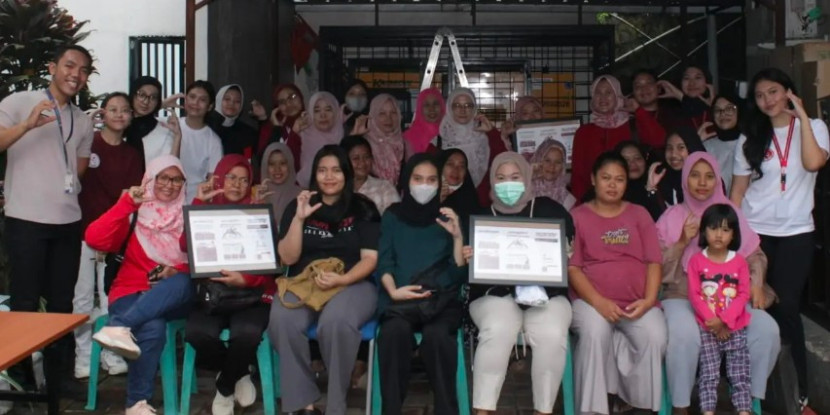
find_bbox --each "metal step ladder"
[420,27,469,91]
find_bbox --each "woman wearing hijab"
[530,138,576,210]
[431,88,507,207]
[260,142,302,223]
[269,145,380,415]
[615,141,662,220]
[343,79,371,133]
[295,92,345,188]
[644,125,706,218]
[698,93,744,193]
[377,154,466,415]
[462,152,574,415]
[124,76,183,168]
[252,84,305,166]
[85,155,193,415]
[352,94,406,185]
[341,135,400,214]
[655,152,780,414]
[184,155,277,415]
[207,84,258,159]
[500,96,544,150]
[439,148,481,228]
[403,88,445,154]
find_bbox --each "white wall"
[57,0,208,95]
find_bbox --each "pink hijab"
[589,75,629,129]
[135,155,189,266]
[656,152,760,270]
[297,91,344,188]
[403,88,445,154]
[514,96,544,121]
[366,93,405,185]
[530,138,572,206]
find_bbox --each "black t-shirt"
[279,199,380,276]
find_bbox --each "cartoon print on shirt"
[720,274,739,309]
[600,227,630,245]
[700,271,722,313]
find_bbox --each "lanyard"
[44,90,74,171]
[771,117,796,192]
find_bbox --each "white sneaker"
[125,400,156,415]
[92,326,141,360]
[233,374,256,407]
[212,390,235,415]
[101,353,128,376]
[74,366,90,379]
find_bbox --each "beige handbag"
[276,258,346,312]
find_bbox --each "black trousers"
[184,302,270,396]
[760,232,813,396]
[5,217,82,389]
[378,302,462,415]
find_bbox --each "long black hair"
[742,68,797,180]
[308,145,379,225]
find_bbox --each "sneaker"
[125,400,156,415]
[101,354,128,376]
[212,390,235,415]
[92,327,141,360]
[233,374,256,407]
[73,366,90,379]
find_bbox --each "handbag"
[195,281,264,315]
[103,215,138,294]
[383,255,459,324]
[276,258,346,312]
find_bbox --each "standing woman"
[699,93,744,193]
[260,142,302,224]
[269,145,380,415]
[343,79,371,133]
[179,80,224,202]
[294,92,345,188]
[341,135,400,214]
[352,94,406,185]
[499,96,545,150]
[251,84,305,166]
[530,138,576,210]
[403,88,445,155]
[569,152,666,415]
[377,154,466,415]
[730,68,829,412]
[124,76,182,167]
[208,84,258,159]
[658,65,715,131]
[466,152,574,415]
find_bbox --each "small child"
[686,203,752,415]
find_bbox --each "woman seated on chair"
[463,151,574,415]
[183,154,278,415]
[377,154,467,415]
[86,155,194,415]
[568,151,667,415]
[268,145,381,415]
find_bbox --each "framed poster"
[513,118,581,167]
[183,204,280,278]
[468,215,568,287]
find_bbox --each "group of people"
[0,43,825,415]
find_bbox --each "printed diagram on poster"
[513,118,581,168]
[184,204,280,278]
[468,216,568,287]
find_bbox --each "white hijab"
[214,84,243,127]
[439,88,489,187]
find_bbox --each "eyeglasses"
[105,108,133,116]
[452,103,475,110]
[135,90,159,103]
[156,174,185,187]
[276,93,300,106]
[224,174,250,186]
[713,105,737,116]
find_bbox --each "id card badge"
[64,172,75,194]
[774,198,789,219]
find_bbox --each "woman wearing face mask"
[184,154,277,415]
[351,94,406,185]
[730,68,829,413]
[124,76,183,168]
[645,126,706,217]
[180,80,224,202]
[343,79,370,133]
[85,156,193,415]
[403,88,445,154]
[657,65,715,131]
[260,142,302,223]
[431,88,507,208]
[697,93,744,193]
[499,96,544,150]
[568,152,666,415]
[439,148,481,228]
[73,92,144,379]
[656,152,780,415]
[295,92,345,188]
[461,152,574,415]
[377,154,466,415]
[207,84,257,159]
[530,138,576,210]
[251,84,305,169]
[341,135,400,214]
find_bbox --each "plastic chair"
[370,328,470,415]
[180,330,279,415]
[86,316,185,415]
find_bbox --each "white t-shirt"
[180,121,223,202]
[704,137,738,195]
[142,123,174,166]
[733,118,830,236]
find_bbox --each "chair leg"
[562,336,575,415]
[160,321,183,415]
[258,335,277,415]
[456,330,471,415]
[752,398,761,415]
[364,339,375,415]
[659,363,672,415]
[179,342,197,415]
[85,315,108,411]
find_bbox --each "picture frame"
[513,117,581,168]
[468,215,568,287]
[183,204,280,278]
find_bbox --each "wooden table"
[0,312,88,414]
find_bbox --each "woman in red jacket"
[184,154,277,415]
[86,155,193,415]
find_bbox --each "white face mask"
[410,184,438,205]
[448,183,462,191]
[346,96,367,113]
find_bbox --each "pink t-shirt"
[569,203,662,308]
[686,250,751,331]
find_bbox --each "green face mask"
[494,181,525,206]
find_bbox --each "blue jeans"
[107,273,194,407]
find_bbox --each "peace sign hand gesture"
[128,177,155,205]
[196,175,224,202]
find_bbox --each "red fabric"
[85,194,189,304]
[634,107,668,151]
[285,129,302,173]
[291,15,318,74]
[570,122,633,202]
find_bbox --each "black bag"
[383,255,459,324]
[196,281,264,315]
[103,215,138,294]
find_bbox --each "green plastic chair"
[180,330,279,415]
[85,315,185,415]
[371,329,470,415]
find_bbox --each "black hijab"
[388,154,441,227]
[439,149,480,225]
[124,76,163,165]
[661,125,706,205]
[711,93,743,142]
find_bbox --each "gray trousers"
[663,299,780,408]
[571,299,667,415]
[268,281,377,415]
